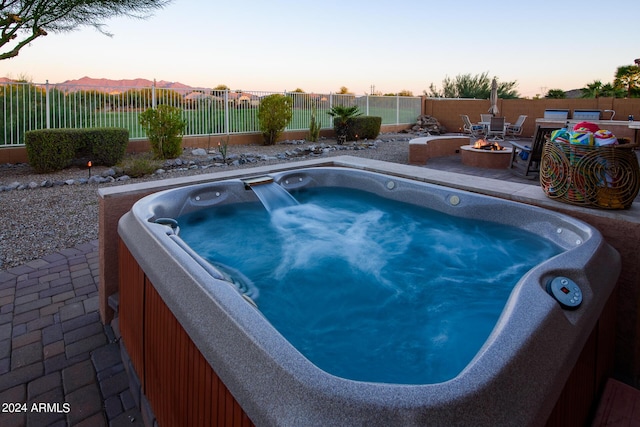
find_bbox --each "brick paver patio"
[0,240,141,427]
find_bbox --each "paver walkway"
[0,240,141,427]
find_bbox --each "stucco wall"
[424,97,640,139]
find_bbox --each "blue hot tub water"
[177,186,562,384]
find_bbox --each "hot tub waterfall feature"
[118,167,620,426]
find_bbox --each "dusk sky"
[2,0,639,98]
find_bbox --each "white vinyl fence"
[1,81,422,146]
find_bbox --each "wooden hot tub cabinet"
[118,238,254,427]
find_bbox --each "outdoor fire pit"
[460,139,513,169]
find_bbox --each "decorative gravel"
[0,135,413,269]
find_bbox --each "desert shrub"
[139,105,186,159]
[327,105,361,144]
[118,153,163,178]
[257,94,293,145]
[346,116,382,141]
[308,105,321,142]
[25,127,129,173]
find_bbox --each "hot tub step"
[591,378,640,426]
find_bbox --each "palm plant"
[545,89,567,99]
[614,65,640,98]
[581,80,625,98]
[327,105,361,144]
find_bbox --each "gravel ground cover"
[0,134,413,269]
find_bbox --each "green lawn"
[1,105,420,145]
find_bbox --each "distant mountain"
[564,89,583,99]
[56,76,195,93]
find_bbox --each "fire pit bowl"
[460,139,513,169]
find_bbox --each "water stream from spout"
[249,182,299,213]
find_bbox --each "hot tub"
[118,166,620,426]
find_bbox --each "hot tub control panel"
[547,277,582,310]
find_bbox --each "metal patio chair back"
[506,115,527,139]
[461,115,485,138]
[486,117,506,140]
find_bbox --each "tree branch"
[1,0,172,60]
[0,25,42,59]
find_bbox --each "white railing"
[0,81,422,146]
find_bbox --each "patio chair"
[461,115,485,138]
[485,117,505,140]
[480,114,493,133]
[505,115,527,139]
[509,125,558,179]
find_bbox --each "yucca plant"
[327,105,361,144]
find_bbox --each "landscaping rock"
[410,115,447,135]
[191,148,208,156]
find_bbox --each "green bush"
[139,105,186,159]
[25,129,77,173]
[85,128,129,165]
[25,128,129,173]
[346,116,382,141]
[258,94,293,145]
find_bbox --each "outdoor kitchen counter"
[535,119,637,141]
